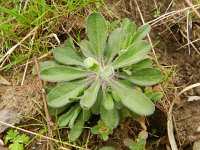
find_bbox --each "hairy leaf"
[121,18,131,33]
[79,39,95,58]
[82,110,91,121]
[151,92,163,101]
[91,89,103,115]
[105,28,125,63]
[130,58,153,70]
[84,57,101,72]
[112,41,151,69]
[47,81,88,108]
[110,79,155,116]
[102,66,113,80]
[132,24,151,42]
[121,68,162,86]
[57,105,79,127]
[40,66,90,82]
[68,113,84,141]
[64,37,75,49]
[69,106,82,128]
[80,78,102,109]
[32,61,62,75]
[48,105,69,116]
[99,147,115,150]
[53,46,84,66]
[122,33,133,49]
[100,106,119,129]
[103,92,114,110]
[127,22,136,35]
[86,13,108,59]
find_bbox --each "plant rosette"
[39,12,163,141]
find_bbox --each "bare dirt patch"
[0,72,42,132]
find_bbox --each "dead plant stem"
[33,55,54,150]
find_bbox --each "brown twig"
[21,59,29,86]
[33,55,54,150]
[167,88,178,150]
[148,4,200,25]
[133,0,159,66]
[0,27,38,66]
[185,0,200,18]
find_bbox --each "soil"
[0,71,43,132]
[0,0,200,149]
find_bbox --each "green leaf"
[57,105,79,127]
[9,142,24,150]
[103,92,114,110]
[4,130,18,144]
[47,81,88,108]
[121,18,136,35]
[105,28,125,63]
[79,39,95,58]
[64,37,75,49]
[57,109,73,127]
[84,57,101,72]
[112,41,151,69]
[151,92,163,101]
[108,20,120,30]
[127,22,136,35]
[80,78,102,109]
[82,110,91,121]
[32,61,62,75]
[68,110,87,141]
[91,89,103,115]
[102,66,113,80]
[86,12,108,59]
[121,18,131,33]
[114,101,123,109]
[40,66,90,82]
[121,68,162,86]
[100,106,119,129]
[99,147,115,150]
[111,90,121,102]
[48,105,69,116]
[69,106,81,128]
[53,46,84,66]
[122,33,133,49]
[91,125,99,134]
[132,24,151,42]
[68,118,84,141]
[15,134,29,144]
[109,79,155,116]
[118,108,127,123]
[4,129,29,150]
[129,58,153,71]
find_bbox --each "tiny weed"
[4,129,29,150]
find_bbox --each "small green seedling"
[91,120,112,141]
[4,129,29,150]
[125,131,148,150]
[144,86,163,102]
[39,12,163,141]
